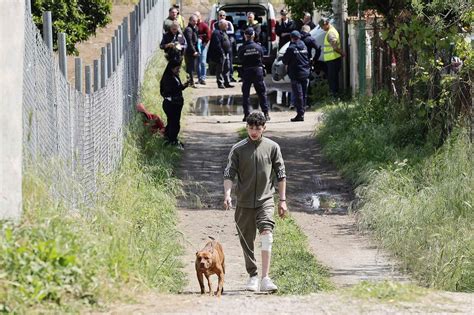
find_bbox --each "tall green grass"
[318,92,473,292]
[0,53,187,312]
[357,132,473,291]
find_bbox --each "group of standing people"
[276,9,344,121]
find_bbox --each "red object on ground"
[136,103,165,135]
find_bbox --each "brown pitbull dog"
[195,238,225,296]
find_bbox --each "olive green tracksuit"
[224,136,286,276]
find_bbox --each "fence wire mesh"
[22,0,169,208]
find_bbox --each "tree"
[32,0,112,55]
[284,0,332,21]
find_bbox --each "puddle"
[305,192,347,214]
[191,90,293,116]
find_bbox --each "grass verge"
[318,92,473,292]
[0,52,188,312]
[349,281,429,302]
[272,216,333,294]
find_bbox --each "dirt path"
[178,79,408,291]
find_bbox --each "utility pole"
[332,0,349,92]
[0,0,24,221]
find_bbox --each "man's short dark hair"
[246,111,267,126]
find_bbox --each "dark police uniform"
[282,31,310,120]
[238,30,269,119]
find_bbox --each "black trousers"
[241,67,269,115]
[163,97,183,143]
[326,57,342,96]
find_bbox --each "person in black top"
[160,21,187,63]
[275,9,295,50]
[207,19,233,89]
[282,31,310,122]
[238,27,270,122]
[183,14,199,87]
[160,60,190,149]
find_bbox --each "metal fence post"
[106,43,112,78]
[85,65,91,94]
[42,11,53,51]
[75,57,82,92]
[58,32,67,78]
[93,59,100,92]
[101,47,107,87]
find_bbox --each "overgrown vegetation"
[316,0,473,292]
[272,216,333,294]
[318,94,473,292]
[32,0,112,54]
[0,53,187,312]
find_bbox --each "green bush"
[32,0,112,54]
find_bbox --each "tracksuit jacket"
[224,136,286,208]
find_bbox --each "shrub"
[32,0,112,54]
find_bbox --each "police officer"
[238,27,270,122]
[282,30,310,122]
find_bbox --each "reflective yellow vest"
[323,26,341,61]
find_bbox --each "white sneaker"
[260,277,278,292]
[246,275,259,291]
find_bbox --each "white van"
[208,0,278,71]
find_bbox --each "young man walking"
[223,111,288,292]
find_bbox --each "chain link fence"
[22,0,169,208]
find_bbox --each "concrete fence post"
[122,17,129,50]
[0,0,25,221]
[101,47,107,88]
[58,32,67,78]
[106,43,112,78]
[42,11,53,51]
[129,12,136,42]
[85,65,91,94]
[93,59,100,92]
[112,37,117,72]
[118,26,122,57]
[75,57,82,92]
